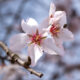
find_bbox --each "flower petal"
[39,17,49,29]
[21,18,38,34]
[39,18,49,34]
[54,11,67,28]
[9,33,29,52]
[41,38,63,55]
[49,2,56,18]
[34,45,43,65]
[27,44,35,66]
[27,44,43,66]
[56,43,65,55]
[49,17,60,26]
[58,28,74,41]
[53,37,65,55]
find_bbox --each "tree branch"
[0,41,43,78]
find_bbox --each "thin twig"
[0,41,43,78]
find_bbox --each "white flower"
[9,18,62,66]
[40,3,74,54]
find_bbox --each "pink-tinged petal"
[58,28,74,41]
[49,2,56,18]
[21,18,38,34]
[49,17,60,26]
[54,11,67,28]
[27,44,43,67]
[41,38,63,55]
[53,37,65,55]
[39,18,49,29]
[39,18,49,34]
[57,43,65,55]
[9,33,29,52]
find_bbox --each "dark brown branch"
[0,41,43,78]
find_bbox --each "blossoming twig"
[0,41,43,78]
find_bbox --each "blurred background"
[0,0,80,80]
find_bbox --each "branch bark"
[0,41,43,78]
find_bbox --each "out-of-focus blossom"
[0,65,26,80]
[9,18,62,66]
[41,2,74,54]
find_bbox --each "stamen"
[36,29,39,35]
[41,36,47,39]
[28,42,33,46]
[27,34,33,37]
[50,24,60,36]
[28,30,46,46]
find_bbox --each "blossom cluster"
[9,3,74,66]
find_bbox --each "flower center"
[50,24,60,36]
[28,29,46,46]
[31,34,42,45]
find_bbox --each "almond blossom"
[9,18,63,66]
[40,2,74,54]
